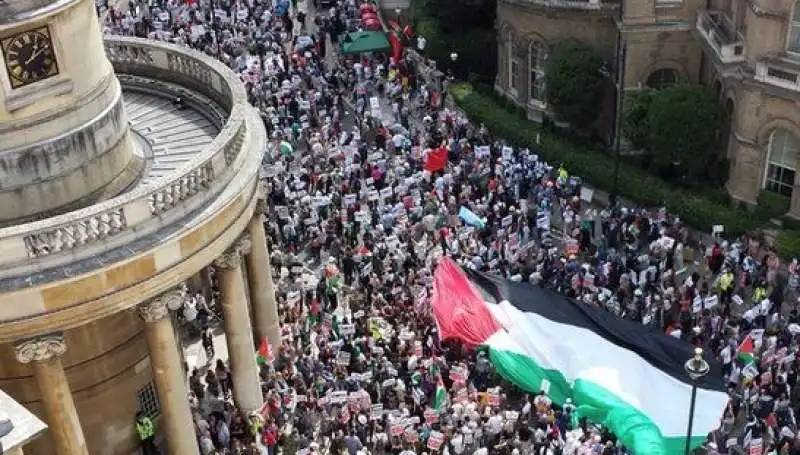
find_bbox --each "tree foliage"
[409,0,497,82]
[544,40,607,129]
[621,90,653,150]
[646,85,719,179]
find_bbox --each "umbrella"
[339,31,391,55]
[359,3,376,13]
[361,12,378,21]
[279,141,294,156]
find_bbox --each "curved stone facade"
[0,0,137,224]
[0,311,153,454]
[0,36,270,455]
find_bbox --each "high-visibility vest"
[135,417,154,440]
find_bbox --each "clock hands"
[24,42,49,65]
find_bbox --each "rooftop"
[0,388,47,450]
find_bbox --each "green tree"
[410,0,497,82]
[646,85,719,180]
[544,40,607,129]
[621,90,653,150]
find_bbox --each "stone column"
[246,199,281,350]
[137,287,200,455]
[214,236,263,413]
[14,335,88,455]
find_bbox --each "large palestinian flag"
[431,258,728,454]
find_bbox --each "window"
[508,37,520,96]
[136,381,161,419]
[765,129,799,197]
[790,2,800,53]
[529,41,547,103]
[646,68,679,89]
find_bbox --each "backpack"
[262,427,278,446]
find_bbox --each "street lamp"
[395,7,401,19]
[684,347,710,455]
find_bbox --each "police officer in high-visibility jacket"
[135,411,158,455]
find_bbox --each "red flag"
[424,147,448,172]
[388,31,402,65]
[387,19,401,32]
[256,336,274,365]
[402,24,414,39]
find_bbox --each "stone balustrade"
[500,0,620,10]
[0,37,251,275]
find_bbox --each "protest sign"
[371,403,384,420]
[427,431,445,450]
[336,351,351,366]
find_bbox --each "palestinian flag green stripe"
[486,331,707,453]
[430,258,728,455]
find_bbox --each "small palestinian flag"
[256,336,274,366]
[431,258,728,455]
[738,334,755,365]
[432,375,447,411]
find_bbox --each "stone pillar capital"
[139,285,187,323]
[15,335,67,364]
[214,234,252,269]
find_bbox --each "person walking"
[135,411,158,455]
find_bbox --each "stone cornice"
[498,0,620,14]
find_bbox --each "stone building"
[0,0,277,454]
[495,0,800,216]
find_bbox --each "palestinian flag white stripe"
[431,258,729,455]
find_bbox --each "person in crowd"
[104,0,800,453]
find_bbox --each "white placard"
[580,187,594,202]
[336,351,351,365]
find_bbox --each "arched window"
[764,128,800,197]
[508,32,520,96]
[790,2,800,52]
[646,68,679,89]
[529,41,547,103]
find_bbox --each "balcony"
[501,0,621,11]
[696,10,746,64]
[755,56,800,93]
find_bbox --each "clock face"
[2,27,59,89]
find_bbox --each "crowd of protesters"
[102,0,800,453]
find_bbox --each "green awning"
[339,31,391,55]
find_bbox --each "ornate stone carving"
[214,235,252,269]
[104,43,155,65]
[24,207,127,258]
[236,234,252,255]
[148,162,214,215]
[138,285,188,322]
[15,335,67,364]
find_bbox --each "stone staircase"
[123,92,220,186]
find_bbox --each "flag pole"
[684,347,710,454]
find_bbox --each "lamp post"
[395,7,401,20]
[610,38,626,206]
[684,347,710,455]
